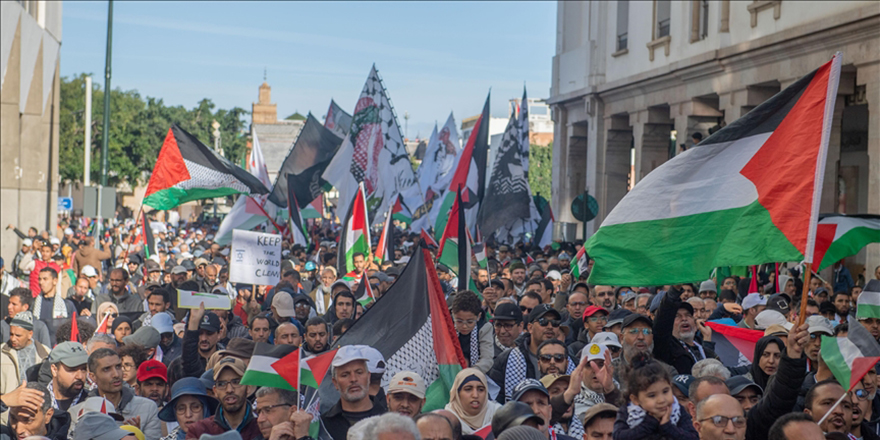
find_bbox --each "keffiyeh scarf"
[625,396,681,428]
[504,348,528,401]
[33,293,68,322]
[458,329,480,367]
[554,416,585,440]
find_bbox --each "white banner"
[177,289,231,310]
[229,229,282,286]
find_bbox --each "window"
[617,0,629,52]
[701,0,709,38]
[656,0,671,38]
[16,0,39,20]
[691,0,709,42]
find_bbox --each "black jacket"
[652,287,718,375]
[745,351,807,440]
[612,402,699,440]
[321,396,386,440]
[488,333,538,404]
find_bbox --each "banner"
[177,290,232,310]
[229,229,282,286]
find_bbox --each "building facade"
[1,0,62,260]
[549,0,879,274]
[250,81,304,184]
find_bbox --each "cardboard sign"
[229,229,282,286]
[177,289,231,310]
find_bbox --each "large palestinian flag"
[319,242,467,413]
[821,319,880,390]
[812,214,880,271]
[438,187,471,293]
[144,124,269,210]
[586,54,842,285]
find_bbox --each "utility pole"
[404,111,409,140]
[84,76,92,186]
[97,0,113,238]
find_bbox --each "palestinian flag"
[705,319,765,368]
[435,93,490,241]
[856,279,880,320]
[374,207,393,264]
[140,211,156,258]
[271,347,338,391]
[301,194,324,219]
[571,247,589,279]
[95,312,111,334]
[241,343,298,391]
[287,174,309,247]
[586,54,842,285]
[337,182,371,276]
[318,242,467,413]
[341,270,363,286]
[821,318,880,390]
[473,242,488,269]
[392,195,413,225]
[144,124,269,210]
[354,278,376,307]
[438,187,471,293]
[812,214,880,271]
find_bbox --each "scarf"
[749,335,784,390]
[47,380,85,410]
[33,292,68,322]
[446,368,497,433]
[458,328,480,367]
[625,396,682,428]
[504,346,529,401]
[16,343,37,383]
[554,415,585,440]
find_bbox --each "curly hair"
[624,352,672,398]
[451,290,482,315]
[55,316,97,345]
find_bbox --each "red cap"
[137,360,167,383]
[583,306,608,319]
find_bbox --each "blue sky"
[61,1,556,139]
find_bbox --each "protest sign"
[230,229,282,286]
[177,289,231,310]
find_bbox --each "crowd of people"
[0,213,878,440]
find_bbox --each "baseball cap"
[81,265,98,277]
[763,324,790,337]
[10,311,34,331]
[171,265,188,275]
[605,309,632,329]
[622,291,638,305]
[492,303,523,323]
[194,257,210,267]
[137,360,168,383]
[742,293,768,310]
[539,374,570,391]
[498,245,510,252]
[727,375,763,396]
[765,293,791,315]
[806,315,834,336]
[74,412,133,440]
[150,313,175,334]
[754,310,793,331]
[123,326,161,350]
[181,260,196,271]
[582,305,608,319]
[580,343,608,363]
[699,280,717,293]
[331,345,373,368]
[49,341,89,367]
[488,279,506,290]
[511,378,550,402]
[491,401,544,437]
[69,396,125,422]
[305,261,317,271]
[213,357,247,380]
[272,292,296,318]
[527,304,561,323]
[198,312,221,333]
[144,260,162,273]
[545,270,561,281]
[672,374,695,397]
[677,301,695,316]
[373,272,392,283]
[387,371,427,399]
[579,402,618,427]
[590,332,621,348]
[621,313,653,329]
[22,238,33,247]
[362,346,387,375]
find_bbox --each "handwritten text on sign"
[229,229,282,286]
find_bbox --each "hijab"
[111,315,133,342]
[445,368,500,434]
[749,335,784,390]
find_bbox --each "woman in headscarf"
[746,335,785,390]
[111,315,133,345]
[96,301,119,329]
[445,368,501,434]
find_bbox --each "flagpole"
[297,346,303,410]
[797,262,812,328]
[816,383,852,426]
[121,201,146,266]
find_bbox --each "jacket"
[181,328,209,378]
[652,287,718,375]
[88,385,161,439]
[28,260,62,297]
[744,351,807,440]
[0,341,50,395]
[92,287,143,314]
[186,407,261,439]
[612,402,699,440]
[321,397,386,440]
[459,321,495,374]
[72,244,111,279]
[160,334,183,366]
[44,408,72,440]
[488,333,538,403]
[3,317,51,348]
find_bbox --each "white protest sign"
[229,229,282,286]
[177,289,231,310]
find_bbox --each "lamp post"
[212,120,221,218]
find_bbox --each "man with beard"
[68,277,94,316]
[492,303,524,357]
[136,360,168,407]
[386,371,427,418]
[254,387,298,439]
[804,379,853,436]
[831,291,852,322]
[614,314,657,382]
[46,342,90,411]
[537,340,569,377]
[7,382,71,439]
[310,267,336,315]
[87,348,161,438]
[303,317,330,356]
[511,379,577,440]
[323,345,387,440]
[1,312,50,395]
[187,357,261,438]
[93,268,143,314]
[489,304,566,403]
[591,285,616,311]
[482,279,505,317]
[653,287,718,375]
[181,303,222,378]
[510,262,528,297]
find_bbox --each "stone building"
[250,80,303,183]
[548,0,879,273]
[1,0,62,260]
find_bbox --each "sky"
[61,1,557,140]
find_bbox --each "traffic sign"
[58,197,73,211]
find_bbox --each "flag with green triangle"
[337,182,371,276]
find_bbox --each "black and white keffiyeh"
[554,416,585,439]
[625,396,682,428]
[33,293,68,322]
[504,348,528,400]
[458,329,480,367]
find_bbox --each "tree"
[528,142,552,200]
[59,74,250,187]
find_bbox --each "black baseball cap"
[488,279,505,290]
[677,301,695,316]
[492,303,523,323]
[605,309,633,328]
[765,293,791,315]
[621,313,653,329]
[491,401,544,437]
[198,312,221,333]
[726,375,763,395]
[528,304,561,323]
[511,379,549,402]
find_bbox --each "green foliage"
[60,74,250,187]
[528,142,552,200]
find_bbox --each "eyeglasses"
[493,321,518,329]
[520,306,533,314]
[215,378,242,389]
[587,316,607,323]
[454,319,477,326]
[536,318,561,328]
[254,403,290,417]
[624,328,652,336]
[175,402,204,415]
[699,416,746,428]
[540,354,566,362]
[568,301,587,307]
[852,389,869,401]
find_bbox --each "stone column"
[820,99,845,213]
[551,105,569,224]
[602,127,633,220]
[858,62,880,274]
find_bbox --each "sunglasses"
[540,354,566,362]
[103,312,118,318]
[536,318,561,328]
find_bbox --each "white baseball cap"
[806,315,834,336]
[81,265,98,277]
[742,293,768,311]
[546,270,562,281]
[580,343,608,363]
[590,332,621,348]
[362,346,386,375]
[755,310,793,331]
[332,345,374,368]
